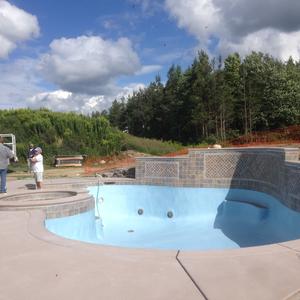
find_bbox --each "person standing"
[27,143,35,173]
[30,147,44,189]
[0,136,17,193]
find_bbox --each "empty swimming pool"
[45,185,300,250]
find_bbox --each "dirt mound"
[83,151,148,176]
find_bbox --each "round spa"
[45,185,300,250]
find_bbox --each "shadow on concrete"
[25,184,36,190]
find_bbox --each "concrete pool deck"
[1,178,300,300]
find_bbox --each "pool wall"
[0,189,95,219]
[136,148,300,211]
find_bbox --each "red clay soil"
[83,151,145,176]
[165,126,300,156]
[83,126,300,175]
[229,141,300,148]
[83,149,192,175]
[163,148,189,157]
[230,125,300,146]
[84,158,135,175]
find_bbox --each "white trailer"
[0,134,16,155]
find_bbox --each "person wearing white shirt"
[31,147,44,189]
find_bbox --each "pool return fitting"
[167,211,174,218]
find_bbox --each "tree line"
[107,51,300,144]
[0,109,123,162]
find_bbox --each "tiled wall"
[45,197,95,219]
[285,162,300,211]
[136,148,300,211]
[1,193,95,219]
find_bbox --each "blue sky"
[11,0,195,64]
[1,0,300,113]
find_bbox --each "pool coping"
[1,178,300,300]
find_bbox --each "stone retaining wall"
[136,147,300,211]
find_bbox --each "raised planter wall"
[136,148,300,211]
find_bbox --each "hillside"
[2,109,299,180]
[0,108,123,163]
[230,125,300,147]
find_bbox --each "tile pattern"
[285,163,300,211]
[204,153,282,187]
[136,148,300,212]
[45,197,95,219]
[145,161,179,178]
[0,194,95,219]
[286,167,300,195]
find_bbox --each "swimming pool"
[45,185,300,250]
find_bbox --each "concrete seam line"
[282,289,300,300]
[278,243,300,254]
[176,250,209,300]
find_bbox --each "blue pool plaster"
[45,185,300,250]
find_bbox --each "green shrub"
[0,109,123,164]
[122,133,182,155]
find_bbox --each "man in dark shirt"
[27,143,34,173]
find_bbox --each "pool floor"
[46,186,300,250]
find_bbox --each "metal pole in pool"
[95,173,104,227]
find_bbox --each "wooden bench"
[54,155,84,167]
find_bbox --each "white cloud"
[27,90,103,114]
[39,35,141,95]
[114,83,145,100]
[0,32,148,114]
[165,0,300,60]
[0,57,144,113]
[135,65,162,75]
[0,0,39,58]
[166,0,221,40]
[219,28,300,60]
[102,19,119,30]
[0,59,43,108]
[27,83,146,114]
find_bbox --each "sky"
[1,0,300,114]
